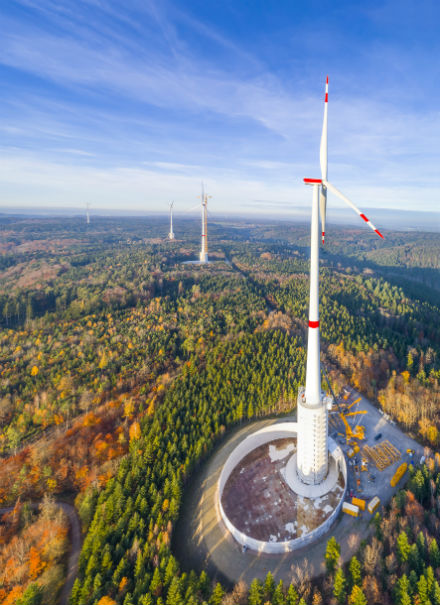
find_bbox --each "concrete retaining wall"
[217,422,347,554]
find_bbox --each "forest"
[0,213,439,605]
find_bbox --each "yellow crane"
[339,410,367,442]
[321,370,368,445]
[346,397,362,411]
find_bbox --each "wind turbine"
[86,202,91,225]
[199,182,211,263]
[168,201,175,240]
[296,77,384,486]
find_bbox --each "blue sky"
[0,0,439,220]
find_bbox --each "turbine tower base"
[296,387,332,485]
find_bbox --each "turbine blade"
[319,188,327,244]
[319,77,329,244]
[320,76,328,181]
[323,180,384,239]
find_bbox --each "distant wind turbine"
[198,182,211,263]
[86,202,91,225]
[168,201,175,240]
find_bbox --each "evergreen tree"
[397,531,412,564]
[164,556,179,587]
[273,580,285,605]
[198,571,211,600]
[264,572,275,600]
[417,575,429,605]
[286,583,299,605]
[325,537,340,574]
[429,539,440,568]
[432,580,440,605]
[70,579,81,605]
[372,512,382,540]
[15,584,43,605]
[150,567,163,597]
[396,574,412,605]
[348,556,362,589]
[210,583,225,605]
[417,531,427,562]
[248,579,263,605]
[426,566,435,595]
[93,573,103,600]
[409,543,424,576]
[123,594,134,605]
[166,577,183,605]
[409,570,419,593]
[348,585,367,605]
[333,568,347,605]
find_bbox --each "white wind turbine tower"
[297,77,384,486]
[168,201,175,240]
[86,202,91,225]
[199,182,211,263]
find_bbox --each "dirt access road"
[0,501,81,605]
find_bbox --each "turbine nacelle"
[303,178,384,240]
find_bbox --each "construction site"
[328,385,422,518]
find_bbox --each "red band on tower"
[308,320,320,328]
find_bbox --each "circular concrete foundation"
[217,422,347,554]
[284,453,339,498]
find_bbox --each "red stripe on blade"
[308,320,320,328]
[325,93,328,103]
[360,213,369,222]
[304,178,322,184]
[375,229,384,239]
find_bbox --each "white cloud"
[0,1,438,215]
[1,153,439,220]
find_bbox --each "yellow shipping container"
[342,502,359,517]
[367,496,380,514]
[352,497,366,511]
[390,462,408,487]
